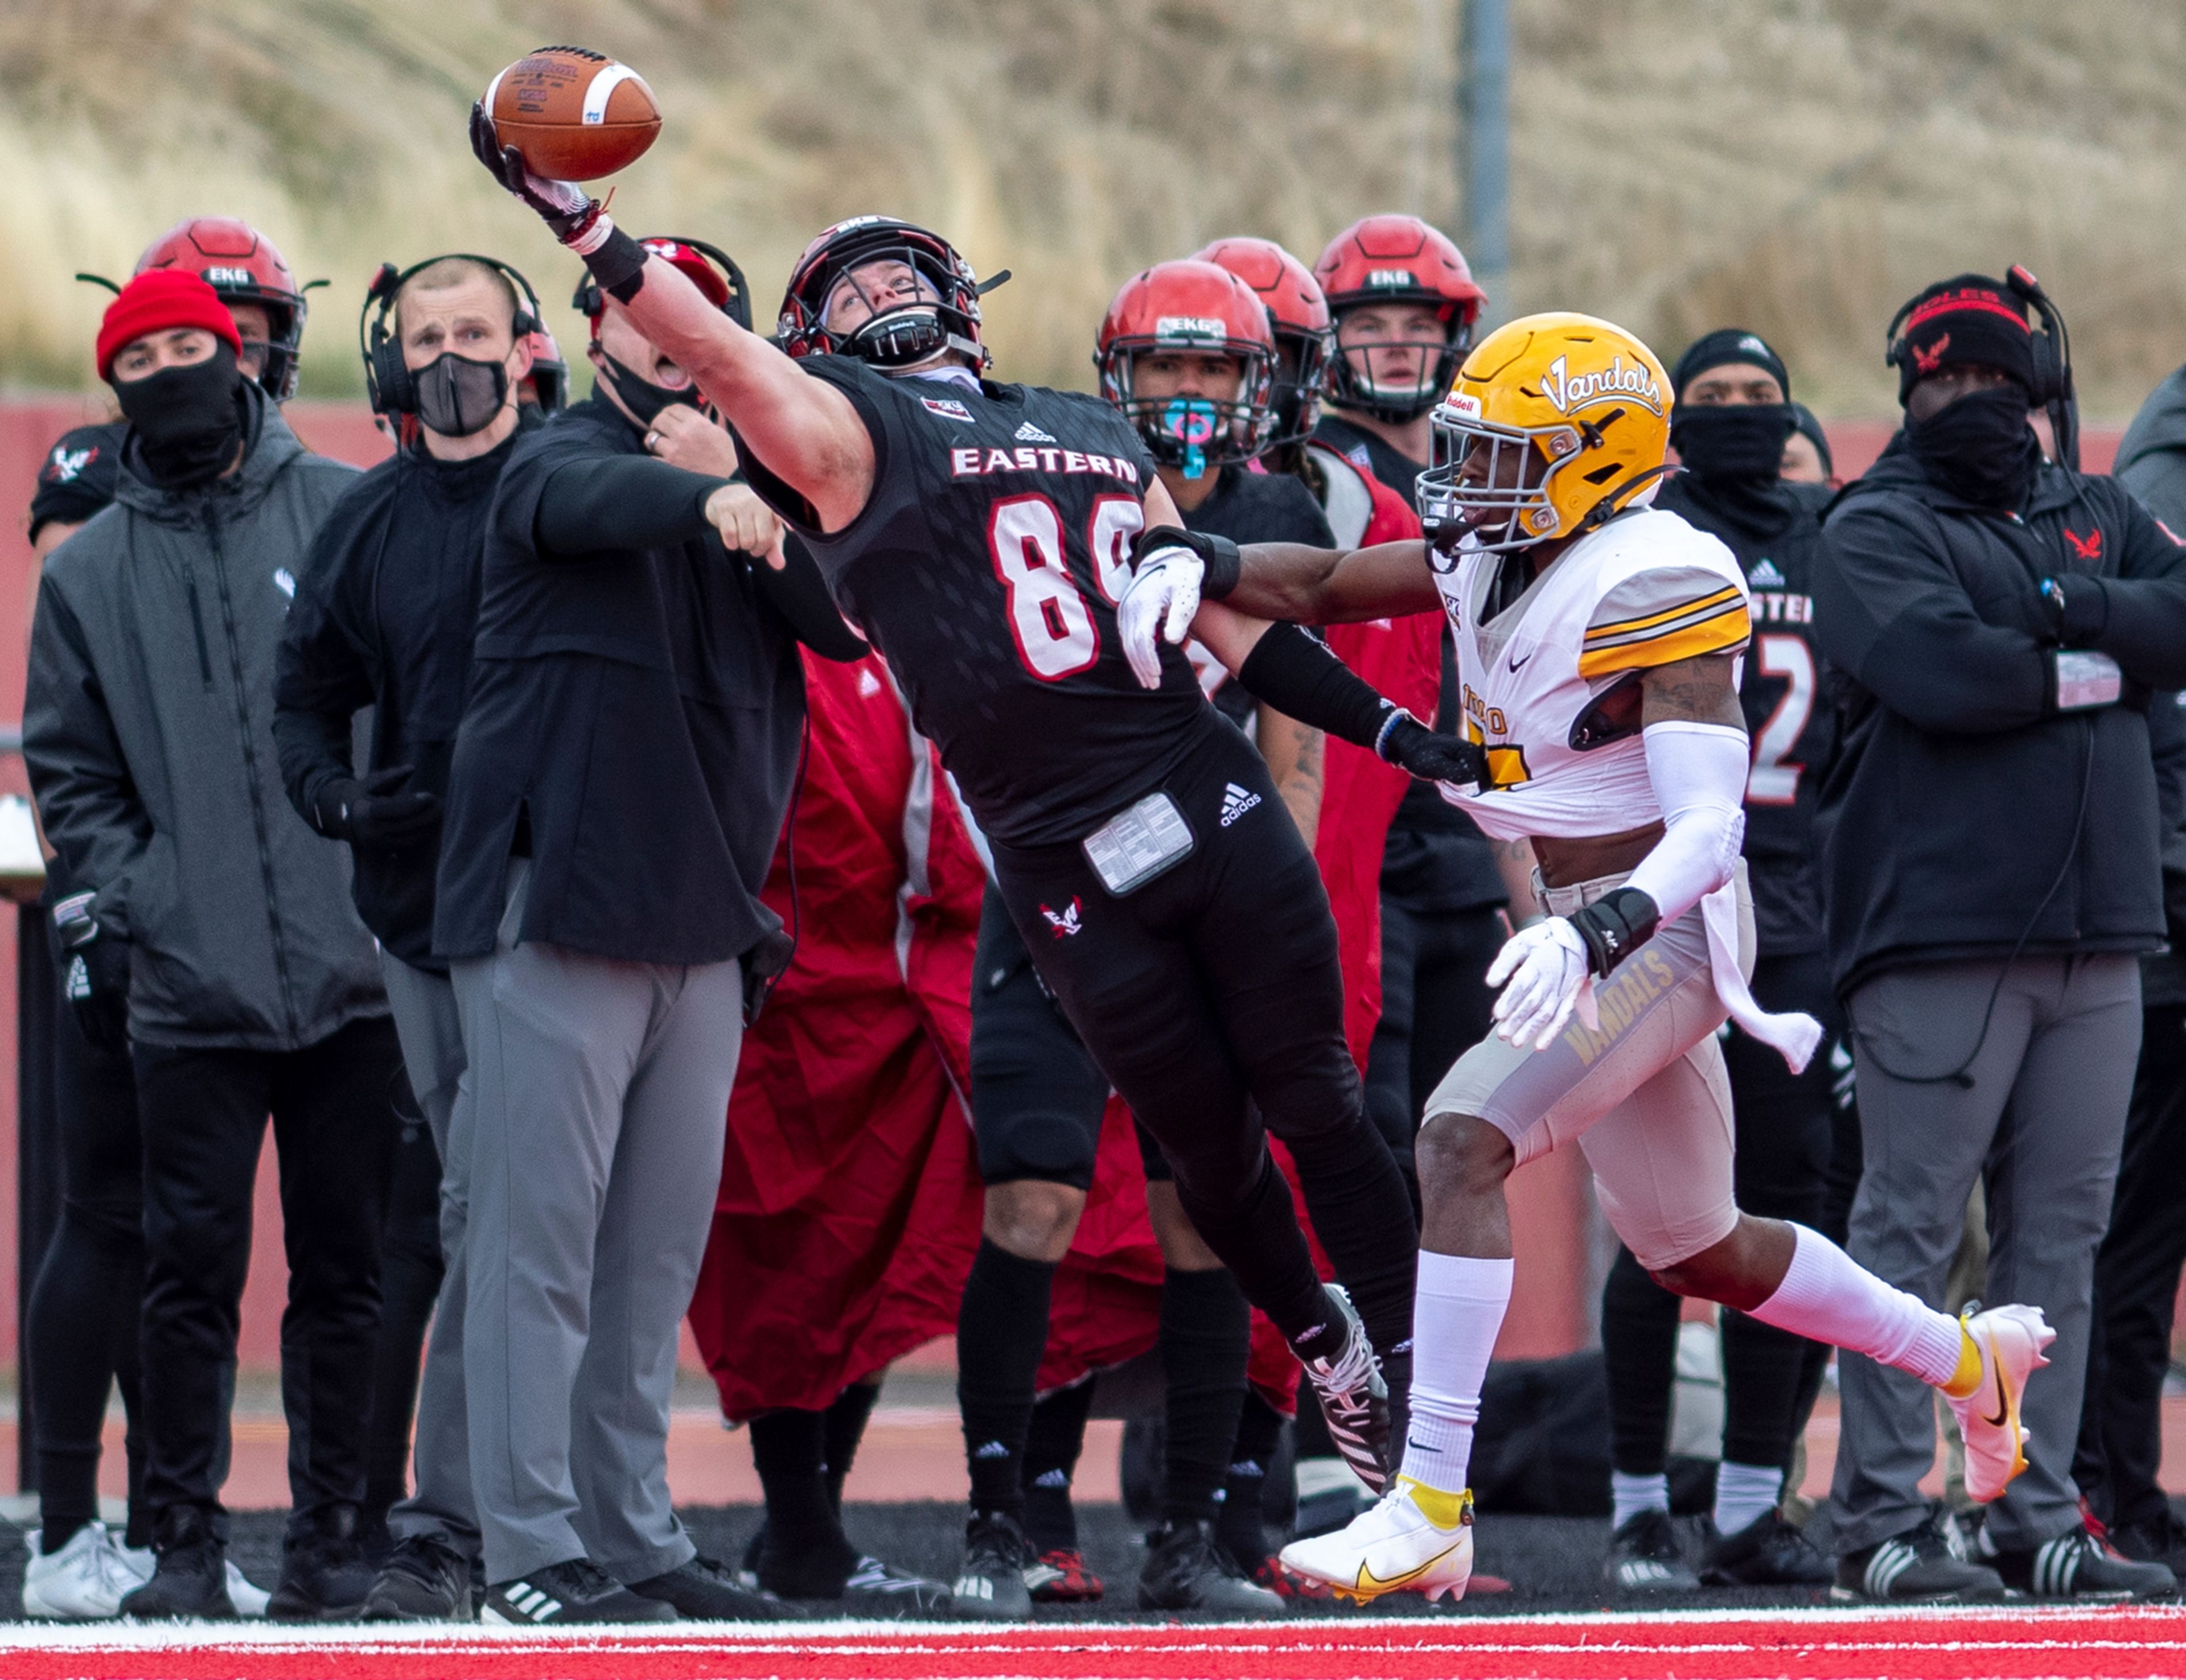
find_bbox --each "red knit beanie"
[97,271,244,382]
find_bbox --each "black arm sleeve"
[1234,621,1398,751]
[750,538,868,662]
[535,454,728,558]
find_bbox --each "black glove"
[469,102,605,243]
[1376,711,1491,789]
[311,767,442,847]
[2038,575,2110,648]
[52,889,129,1053]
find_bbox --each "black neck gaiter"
[116,345,244,489]
[1670,403,1799,536]
[1903,386,2042,509]
[596,351,704,429]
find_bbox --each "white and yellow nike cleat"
[1943,1303,2054,1504]
[1277,1477,1474,1604]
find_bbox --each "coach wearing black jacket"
[275,255,548,1619]
[433,245,862,1625]
[1814,276,2186,1604]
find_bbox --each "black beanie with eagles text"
[1888,274,2035,405]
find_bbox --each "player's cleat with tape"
[1298,1284,1390,1494]
[1277,1478,1474,1604]
[1024,1547,1104,1603]
[952,1512,1035,1621]
[1944,1303,2054,1505]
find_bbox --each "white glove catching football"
[1486,917,1600,1051]
[1116,545,1203,689]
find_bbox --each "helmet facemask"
[1100,340,1274,479]
[1329,303,1474,424]
[1417,403,1588,557]
[1265,326,1330,450]
[819,246,983,370]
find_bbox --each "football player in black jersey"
[471,112,1473,1582]
[1595,329,1845,1593]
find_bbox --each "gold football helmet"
[1416,312,1673,553]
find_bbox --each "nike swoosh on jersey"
[1357,1543,1465,1593]
[1507,648,1532,671]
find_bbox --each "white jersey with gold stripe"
[1431,507,1750,841]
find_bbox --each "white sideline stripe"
[581,64,639,124]
[2,1608,2184,1650]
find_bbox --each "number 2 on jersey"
[1748,632,1814,804]
[987,493,1145,681]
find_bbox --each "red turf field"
[4,1608,2184,1680]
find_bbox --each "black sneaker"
[1701,1509,1834,1587]
[2112,1509,2186,1579]
[952,1511,1035,1622]
[1297,1286,1390,1494]
[119,1508,235,1620]
[839,1555,954,1619]
[1136,1520,1284,1616]
[1832,1513,2006,1603]
[362,1534,474,1621]
[480,1559,677,1625]
[1988,1529,2180,1601]
[1605,1510,1699,1593]
[628,1555,800,1620]
[268,1505,375,1621]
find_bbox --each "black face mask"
[1903,385,2041,508]
[116,345,243,489]
[414,352,509,438]
[595,349,703,428]
[1670,403,1795,482]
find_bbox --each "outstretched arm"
[471,106,874,532]
[1225,538,1442,625]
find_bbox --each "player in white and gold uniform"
[1116,312,2056,1603]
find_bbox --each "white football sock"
[1398,1251,1513,1492]
[1744,1222,1963,1387]
[1610,1470,1670,1531]
[1712,1460,1784,1537]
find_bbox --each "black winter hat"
[1673,329,1791,402]
[1887,274,2035,404]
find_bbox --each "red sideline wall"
[0,410,2129,1374]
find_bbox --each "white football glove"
[1485,917,1599,1051]
[1116,545,1203,690]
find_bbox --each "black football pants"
[988,724,1418,1365]
[2073,1002,2186,1535]
[134,1015,402,1541]
[25,973,151,1549]
[1602,951,1840,1478]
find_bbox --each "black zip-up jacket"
[434,394,862,966]
[24,387,384,1049]
[1813,434,2186,996]
[273,414,537,972]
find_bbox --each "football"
[484,46,660,182]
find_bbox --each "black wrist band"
[586,225,650,305]
[1132,525,1241,600]
[1567,887,1660,977]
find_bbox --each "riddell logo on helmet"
[1538,353,1662,417]
[1154,316,1225,340]
[1445,392,1484,419]
[1366,269,1419,288]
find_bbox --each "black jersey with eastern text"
[1657,473,1834,955]
[739,357,1220,848]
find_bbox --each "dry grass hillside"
[2,0,2184,416]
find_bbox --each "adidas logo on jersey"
[1014,420,1058,443]
[1219,783,1262,827]
[1746,558,1785,588]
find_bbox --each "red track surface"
[5,1609,2185,1680]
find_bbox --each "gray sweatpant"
[379,950,478,1559]
[1830,954,2140,1555]
[454,864,745,1584]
